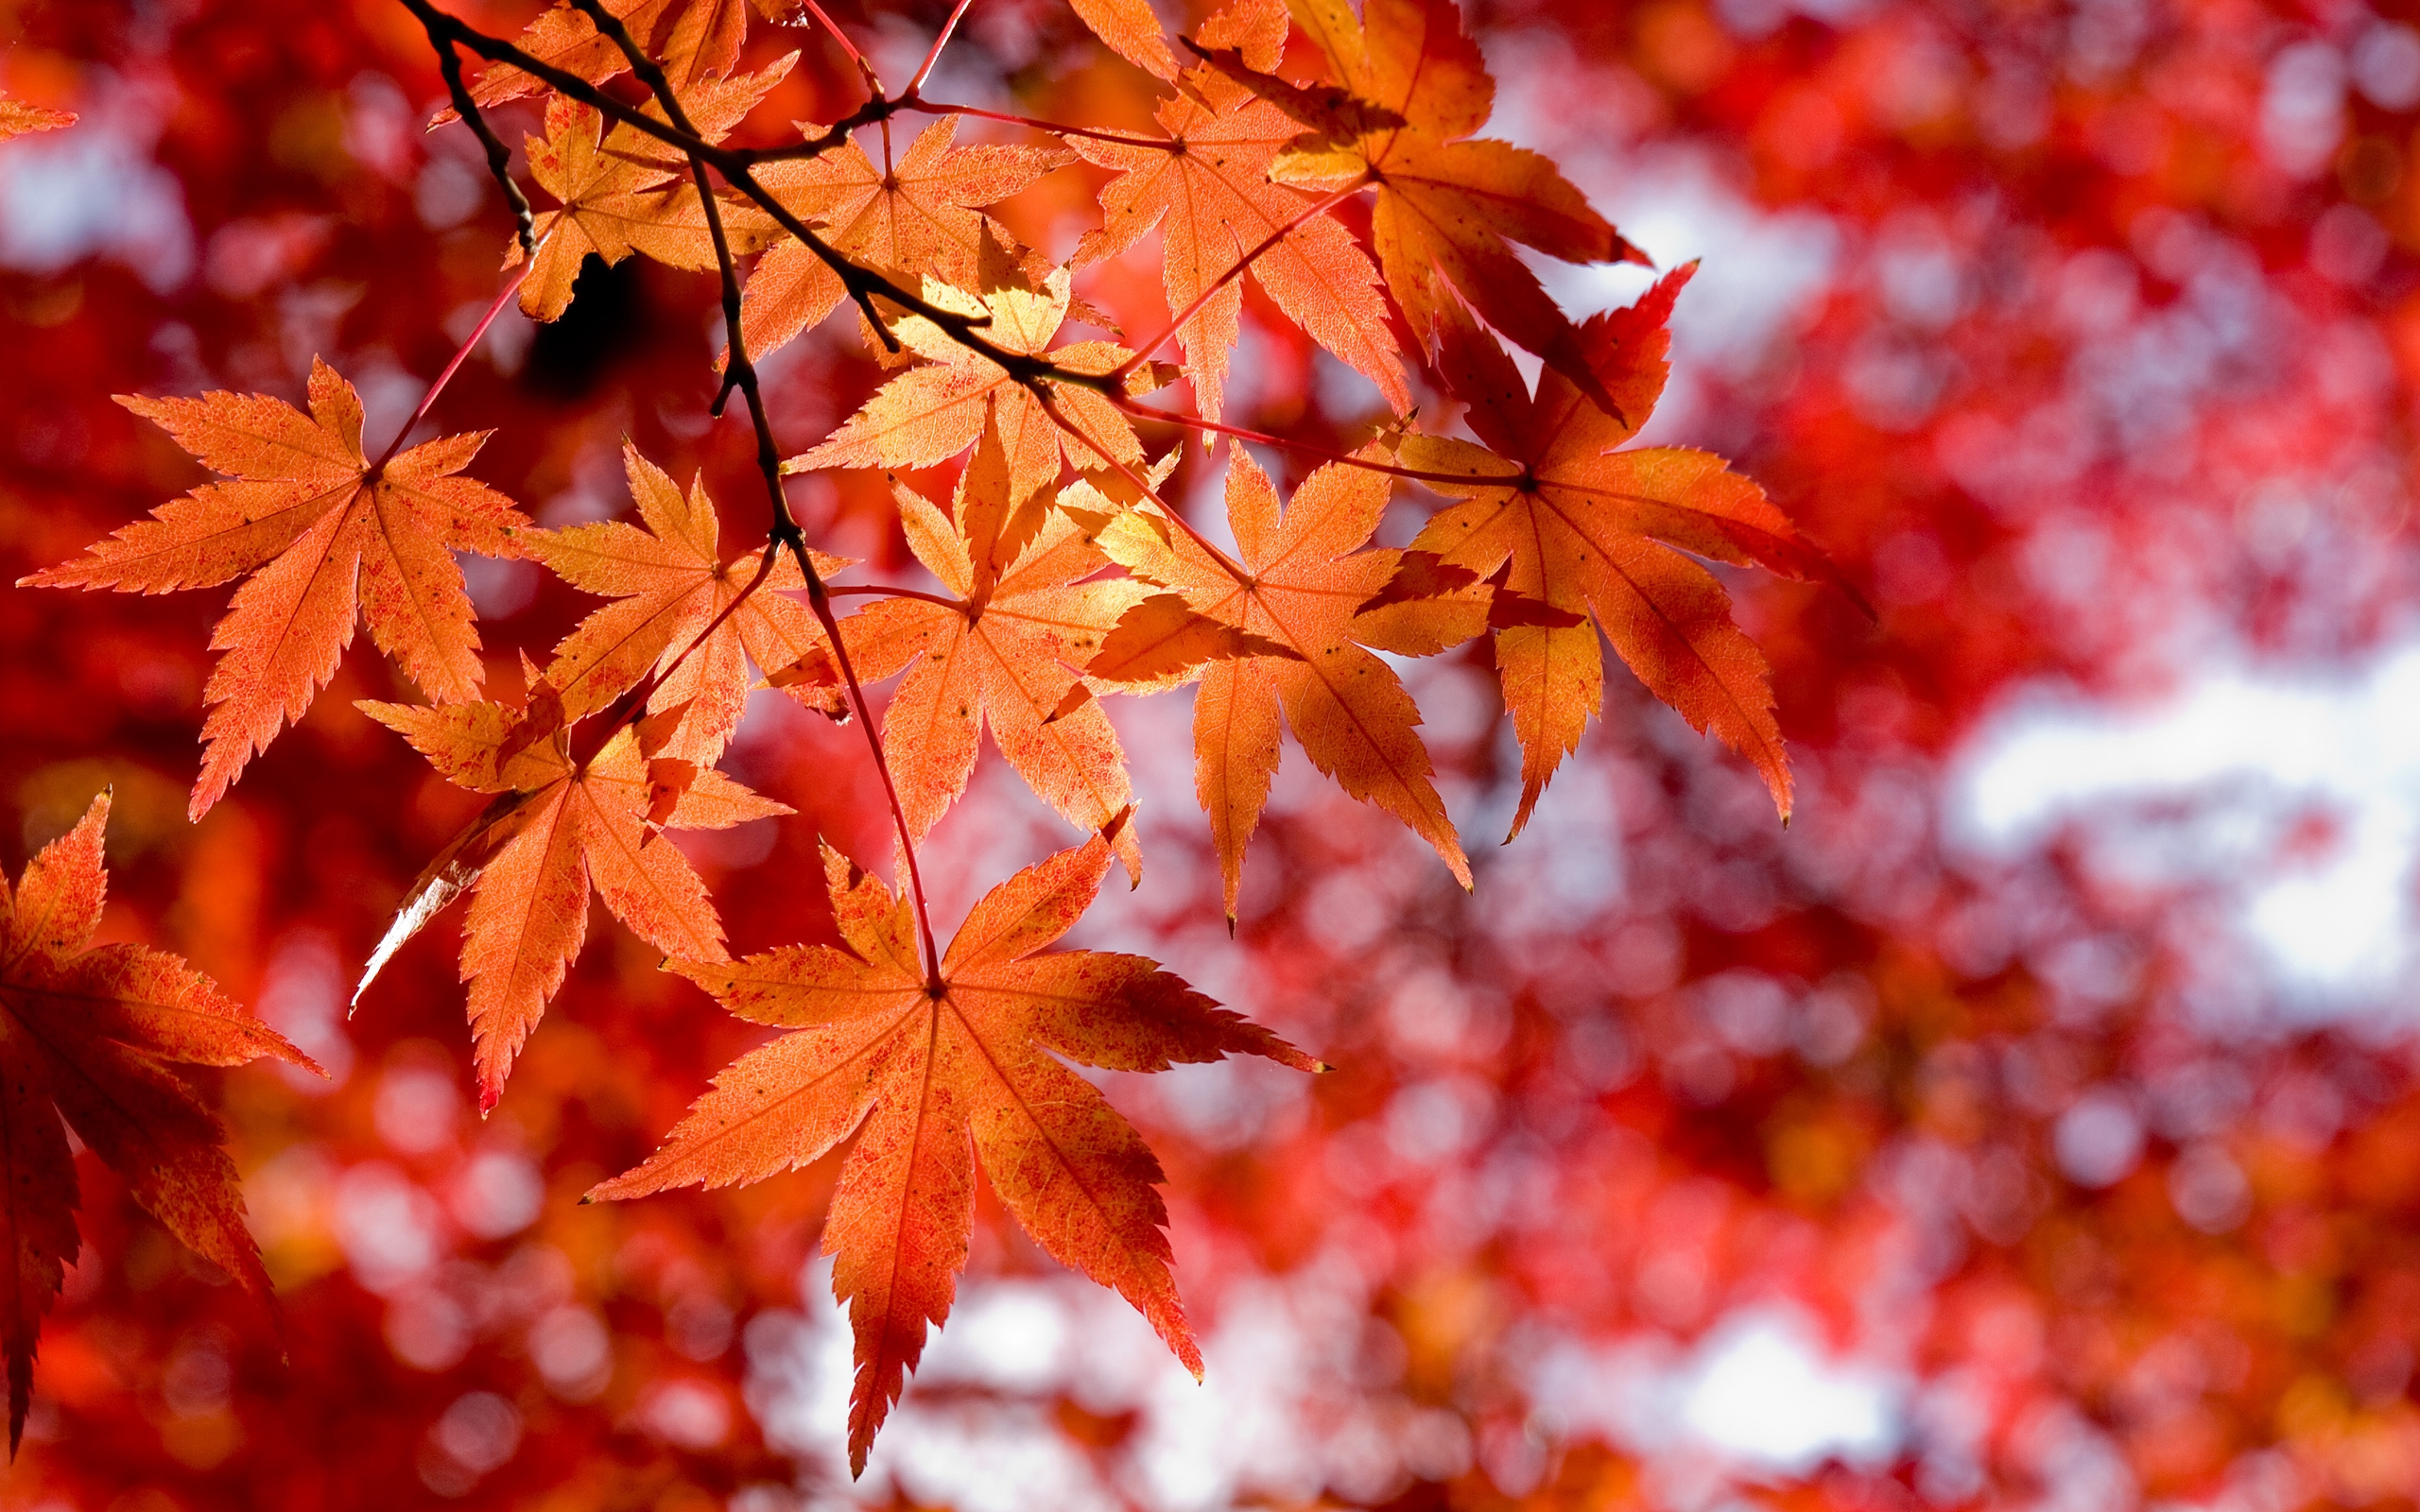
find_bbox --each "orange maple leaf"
[589,831,1319,1472]
[1069,0,1406,421]
[25,359,530,820]
[513,55,792,321]
[0,91,73,140]
[1085,448,1476,918]
[1402,269,1845,832]
[1065,0,1183,79]
[359,693,789,1110]
[1266,0,1648,404]
[0,792,318,1449]
[776,427,1154,881]
[455,0,766,114]
[743,115,1071,364]
[786,254,1145,520]
[527,445,847,764]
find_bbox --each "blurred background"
[6,0,2420,1506]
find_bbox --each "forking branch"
[561,0,947,985]
[394,0,1506,976]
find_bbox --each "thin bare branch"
[396,0,1077,378]
[398,0,1483,934]
[421,25,535,258]
[562,0,946,984]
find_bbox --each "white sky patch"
[1467,32,1842,443]
[742,1249,1476,1510]
[1678,1310,1901,1471]
[1529,1304,1904,1491]
[0,70,192,289]
[1948,646,2420,1004]
[744,1268,1130,1511]
[1512,147,1841,447]
[1570,150,1843,382]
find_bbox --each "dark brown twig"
[565,0,945,983]
[397,0,1067,377]
[422,27,535,259]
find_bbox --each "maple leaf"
[1400,268,1846,833]
[0,91,73,139]
[1069,0,1406,421]
[24,359,529,820]
[527,445,848,764]
[775,427,1153,880]
[455,0,766,114]
[1065,0,1182,80]
[1263,0,1648,406]
[0,792,318,1450]
[514,53,793,321]
[786,253,1145,521]
[743,115,1071,364]
[1084,448,1475,918]
[590,831,1320,1472]
[359,693,789,1110]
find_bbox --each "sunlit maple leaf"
[743,115,1071,363]
[513,52,792,320]
[358,693,789,1110]
[0,792,318,1450]
[527,444,847,764]
[24,359,529,820]
[1401,269,1846,832]
[456,0,769,114]
[590,831,1320,1472]
[786,252,1145,519]
[773,426,1153,880]
[1085,448,1475,918]
[1262,0,1648,405]
[1065,0,1182,79]
[0,91,73,139]
[1069,0,1406,421]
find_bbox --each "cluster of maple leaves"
[5,0,1844,1471]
